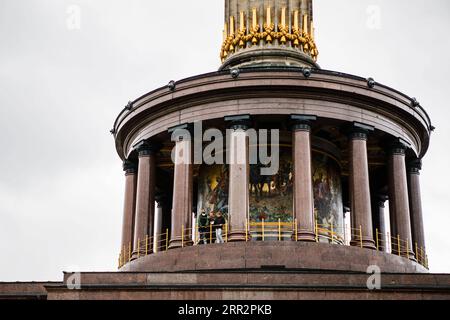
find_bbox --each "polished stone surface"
[2,270,450,300]
[293,127,315,241]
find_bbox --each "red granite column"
[408,159,426,255]
[349,125,376,249]
[291,116,316,242]
[121,160,137,254]
[388,142,415,260]
[169,130,193,249]
[133,141,157,257]
[226,116,250,242]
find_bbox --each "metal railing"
[118,219,429,270]
[248,220,293,241]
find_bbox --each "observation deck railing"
[118,219,428,270]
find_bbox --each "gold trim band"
[221,8,319,62]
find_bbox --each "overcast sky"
[0,0,449,281]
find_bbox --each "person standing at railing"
[209,211,216,243]
[214,211,226,244]
[198,209,209,245]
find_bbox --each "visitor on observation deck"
[214,212,226,244]
[198,209,209,245]
[208,212,216,243]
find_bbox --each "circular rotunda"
[112,0,432,274]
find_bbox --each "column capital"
[408,159,422,175]
[134,140,161,157]
[349,122,374,140]
[225,114,251,131]
[376,194,389,208]
[168,123,193,142]
[122,160,137,175]
[390,139,409,156]
[290,115,317,132]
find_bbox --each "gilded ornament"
[220,8,319,62]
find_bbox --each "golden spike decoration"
[265,7,273,43]
[240,11,245,32]
[223,22,228,42]
[239,11,246,47]
[230,16,235,36]
[303,14,308,35]
[294,10,299,30]
[228,16,235,52]
[293,10,300,46]
[302,14,309,52]
[251,8,259,44]
[279,7,287,44]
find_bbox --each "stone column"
[291,115,316,242]
[226,115,251,242]
[388,142,415,260]
[169,126,193,249]
[121,160,137,255]
[408,159,426,255]
[133,140,157,257]
[349,124,376,249]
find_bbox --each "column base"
[131,250,153,260]
[391,249,417,262]
[350,238,376,250]
[228,232,248,242]
[168,241,182,250]
[131,241,154,258]
[169,237,194,250]
[293,231,317,242]
[407,254,417,262]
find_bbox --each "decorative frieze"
[220,7,318,62]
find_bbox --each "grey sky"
[0,0,449,281]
